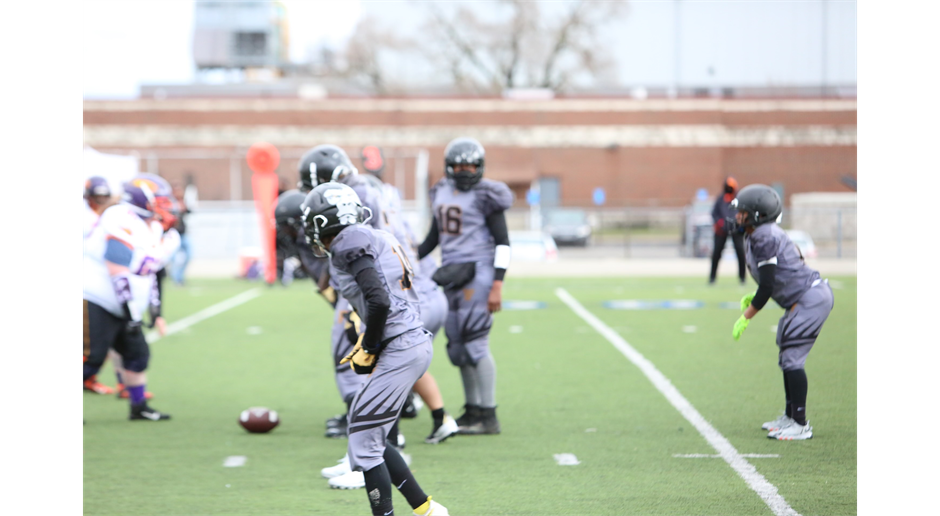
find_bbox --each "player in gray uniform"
[418,137,514,435]
[276,188,363,438]
[730,184,834,441]
[301,182,450,516]
[359,157,459,443]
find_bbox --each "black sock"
[431,408,445,425]
[363,463,395,516]
[387,419,400,446]
[384,445,428,509]
[784,369,808,425]
[783,371,792,418]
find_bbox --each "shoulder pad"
[473,179,514,216]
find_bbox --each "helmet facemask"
[444,138,485,191]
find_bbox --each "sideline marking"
[553,453,580,466]
[147,288,263,343]
[674,453,780,459]
[223,456,247,468]
[603,299,704,310]
[555,288,800,516]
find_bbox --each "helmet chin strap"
[360,206,373,225]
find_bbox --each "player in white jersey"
[83,177,120,395]
[84,176,114,239]
[83,183,170,421]
[108,174,182,400]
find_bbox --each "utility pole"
[672,0,681,98]
[821,0,828,96]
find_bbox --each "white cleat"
[761,414,794,432]
[769,420,813,440]
[397,432,407,449]
[320,454,351,479]
[413,499,449,516]
[425,415,459,444]
[328,470,365,489]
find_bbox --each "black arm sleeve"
[485,210,510,281]
[417,217,440,260]
[349,256,390,353]
[751,264,777,310]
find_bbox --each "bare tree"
[340,15,415,94]
[418,0,627,93]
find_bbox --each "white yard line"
[147,288,263,343]
[555,288,800,516]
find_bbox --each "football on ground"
[239,407,279,433]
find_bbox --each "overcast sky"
[83,0,856,99]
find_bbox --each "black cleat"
[325,417,348,438]
[454,404,481,428]
[325,413,347,429]
[457,406,500,435]
[401,392,418,419]
[129,403,171,421]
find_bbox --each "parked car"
[509,231,558,262]
[785,230,818,259]
[543,208,592,246]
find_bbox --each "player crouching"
[301,182,449,516]
[83,183,170,421]
[730,184,834,441]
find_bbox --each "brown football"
[239,407,279,433]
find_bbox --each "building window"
[234,32,267,57]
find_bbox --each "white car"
[785,230,818,259]
[509,231,558,262]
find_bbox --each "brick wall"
[84,98,856,207]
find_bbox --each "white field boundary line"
[146,288,263,343]
[555,288,800,516]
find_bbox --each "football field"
[83,276,857,516]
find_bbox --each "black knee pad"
[122,352,150,373]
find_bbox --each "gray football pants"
[443,264,494,367]
[776,280,834,371]
[347,330,433,473]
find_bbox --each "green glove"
[732,315,750,340]
[740,292,756,312]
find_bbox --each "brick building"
[82,97,856,208]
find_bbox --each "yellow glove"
[318,286,338,308]
[732,315,750,341]
[340,334,377,374]
[740,292,755,312]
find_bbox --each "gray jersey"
[429,178,514,266]
[745,223,821,309]
[329,224,423,351]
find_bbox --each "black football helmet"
[275,189,306,231]
[300,183,367,257]
[730,184,783,228]
[297,144,358,192]
[444,137,485,191]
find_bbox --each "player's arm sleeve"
[749,235,778,310]
[485,211,511,281]
[750,264,776,310]
[348,256,390,353]
[417,217,440,260]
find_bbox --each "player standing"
[730,184,834,440]
[417,137,513,435]
[301,182,449,516]
[83,177,118,395]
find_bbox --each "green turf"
[84,276,856,516]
